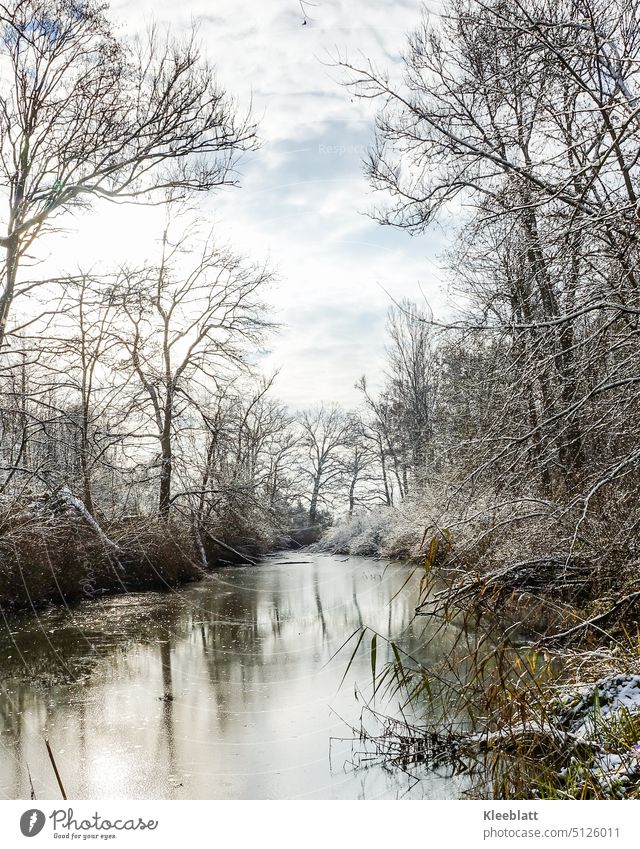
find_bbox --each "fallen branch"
[200,527,258,566]
[416,558,565,615]
[57,487,125,572]
[533,589,640,647]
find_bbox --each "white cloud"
[52,0,449,408]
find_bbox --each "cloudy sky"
[62,0,449,409]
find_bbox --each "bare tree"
[185,376,301,553]
[298,404,352,524]
[385,300,439,490]
[343,415,377,515]
[114,220,272,515]
[0,0,257,348]
[341,0,640,535]
[356,376,406,501]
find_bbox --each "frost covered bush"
[378,498,432,558]
[205,497,280,559]
[315,484,572,580]
[315,508,396,555]
[315,489,481,559]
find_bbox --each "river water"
[0,552,470,800]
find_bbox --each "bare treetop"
[0,0,258,345]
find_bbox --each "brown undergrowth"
[335,518,640,799]
[0,491,271,614]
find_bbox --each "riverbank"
[0,515,201,614]
[317,502,640,798]
[316,501,640,641]
[0,490,283,614]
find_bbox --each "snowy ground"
[556,674,640,797]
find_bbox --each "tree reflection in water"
[0,553,469,799]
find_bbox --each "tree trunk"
[309,477,321,524]
[0,237,19,350]
[159,393,173,515]
[379,439,392,506]
[348,476,356,515]
[80,443,95,516]
[159,439,172,515]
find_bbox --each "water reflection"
[0,553,468,799]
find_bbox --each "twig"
[533,590,640,646]
[45,738,67,800]
[26,763,36,800]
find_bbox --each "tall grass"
[339,551,640,800]
[0,510,205,613]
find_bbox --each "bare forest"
[3,0,640,802]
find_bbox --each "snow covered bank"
[551,675,640,798]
